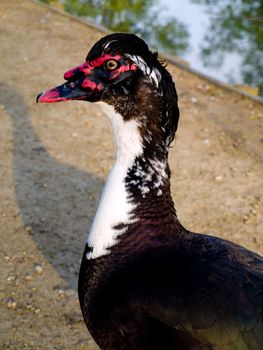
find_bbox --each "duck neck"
[86,102,176,260]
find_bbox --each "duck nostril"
[68,82,76,89]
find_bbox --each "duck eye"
[105,60,119,71]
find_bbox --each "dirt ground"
[0,1,262,349]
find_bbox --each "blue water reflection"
[161,0,263,96]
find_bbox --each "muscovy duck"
[37,33,263,350]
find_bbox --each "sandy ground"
[0,1,262,349]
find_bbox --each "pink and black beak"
[37,54,138,104]
[36,61,103,103]
[36,81,90,103]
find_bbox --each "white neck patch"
[86,103,143,259]
[125,54,162,87]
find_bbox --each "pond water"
[161,0,243,84]
[157,0,262,97]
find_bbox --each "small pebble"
[243,215,249,223]
[14,279,20,286]
[25,226,33,234]
[6,299,17,310]
[251,209,257,216]
[34,264,44,275]
[6,300,13,309]
[190,96,198,103]
[34,308,41,314]
[7,275,15,283]
[214,175,224,183]
[25,274,32,281]
[57,289,65,297]
[26,304,33,310]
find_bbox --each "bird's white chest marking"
[86,103,143,260]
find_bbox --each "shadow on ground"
[0,84,103,289]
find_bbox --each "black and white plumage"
[37,33,263,350]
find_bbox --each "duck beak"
[37,60,102,103]
[36,80,89,103]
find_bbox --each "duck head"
[37,33,179,146]
[37,33,152,103]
